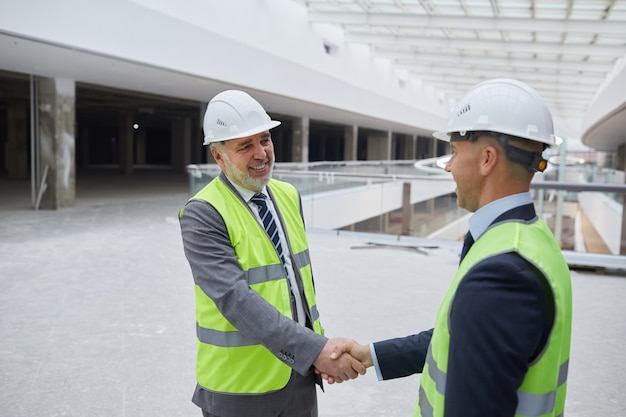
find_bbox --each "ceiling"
[1,0,625,149]
[294,0,626,139]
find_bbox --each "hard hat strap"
[502,142,548,172]
[464,131,548,172]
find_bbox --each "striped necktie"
[251,192,306,324]
[250,193,286,266]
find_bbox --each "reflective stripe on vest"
[243,250,311,285]
[183,177,324,394]
[418,351,569,417]
[415,218,572,417]
[196,303,320,347]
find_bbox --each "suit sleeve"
[179,199,327,375]
[373,329,433,379]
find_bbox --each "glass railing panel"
[187,162,626,260]
[273,171,387,196]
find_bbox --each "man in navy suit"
[327,79,573,417]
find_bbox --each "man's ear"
[210,147,224,166]
[480,144,499,175]
[210,146,219,160]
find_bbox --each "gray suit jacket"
[179,173,327,416]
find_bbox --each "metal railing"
[187,160,626,272]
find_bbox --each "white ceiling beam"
[418,73,597,90]
[347,33,626,57]
[432,96,590,112]
[421,77,597,98]
[433,92,589,111]
[417,86,598,101]
[421,74,597,91]
[386,52,613,73]
[404,65,605,85]
[530,90,596,100]
[547,101,589,106]
[307,11,626,35]
[414,83,596,99]
[415,74,601,93]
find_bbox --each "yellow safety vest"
[416,219,572,417]
[182,177,323,394]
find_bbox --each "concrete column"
[390,133,396,160]
[366,131,388,160]
[119,111,134,174]
[5,103,29,179]
[410,134,418,160]
[344,125,358,161]
[292,116,309,163]
[401,182,412,235]
[37,77,75,209]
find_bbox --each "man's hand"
[320,337,373,384]
[313,337,367,383]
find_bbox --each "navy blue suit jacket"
[373,204,554,417]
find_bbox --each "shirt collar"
[468,192,532,241]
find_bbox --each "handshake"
[313,337,372,384]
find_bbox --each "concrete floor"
[1,172,625,416]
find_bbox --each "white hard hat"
[202,90,281,145]
[433,78,556,147]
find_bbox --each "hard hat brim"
[432,131,451,141]
[204,120,281,145]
